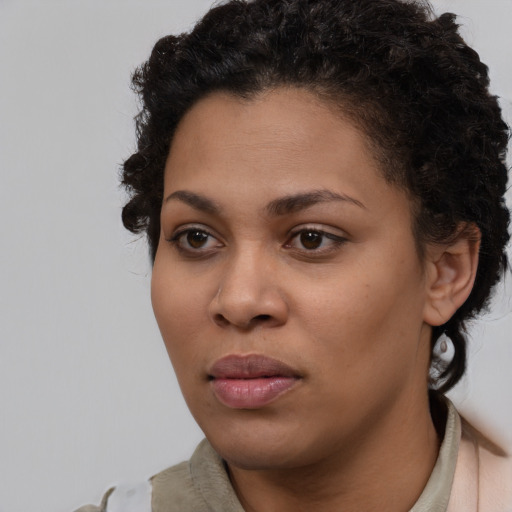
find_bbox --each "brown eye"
[285,227,347,255]
[187,230,209,249]
[300,231,323,250]
[169,227,223,255]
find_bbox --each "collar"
[190,398,464,512]
[410,397,464,512]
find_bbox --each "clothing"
[75,399,512,512]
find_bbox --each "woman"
[78,0,511,510]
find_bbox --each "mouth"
[208,354,302,409]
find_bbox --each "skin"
[151,87,478,511]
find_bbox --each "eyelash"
[285,227,347,255]
[167,225,347,258]
[167,226,222,257]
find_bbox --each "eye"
[183,230,211,249]
[297,231,324,250]
[168,227,223,255]
[285,227,347,254]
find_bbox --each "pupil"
[187,231,208,248]
[301,231,322,249]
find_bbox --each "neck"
[228,389,441,512]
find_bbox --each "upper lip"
[208,354,301,379]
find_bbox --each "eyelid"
[166,224,224,256]
[165,222,347,258]
[285,224,348,254]
[166,223,219,240]
[287,223,348,240]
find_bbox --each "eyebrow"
[265,189,365,216]
[164,190,221,214]
[164,188,365,216]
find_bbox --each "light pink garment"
[447,417,512,512]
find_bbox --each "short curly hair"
[121,0,510,393]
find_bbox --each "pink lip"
[208,354,301,409]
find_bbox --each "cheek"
[294,255,426,370]
[291,279,425,428]
[151,261,211,363]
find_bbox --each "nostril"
[254,314,271,322]
[212,312,271,328]
[213,313,230,327]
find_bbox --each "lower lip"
[211,377,298,409]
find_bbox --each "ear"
[423,224,481,327]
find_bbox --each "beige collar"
[185,398,512,511]
[190,399,464,512]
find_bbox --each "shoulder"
[463,419,512,511]
[73,462,205,512]
[448,411,512,512]
[74,488,114,512]
[74,439,233,512]
[74,481,152,512]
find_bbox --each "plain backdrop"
[0,1,511,511]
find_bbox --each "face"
[152,88,434,471]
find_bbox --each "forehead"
[166,89,375,177]
[163,87,411,223]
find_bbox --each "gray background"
[0,1,510,511]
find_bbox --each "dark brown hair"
[121,0,510,392]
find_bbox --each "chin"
[200,414,332,471]
[213,439,306,471]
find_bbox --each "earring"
[440,340,448,353]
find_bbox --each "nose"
[209,249,288,330]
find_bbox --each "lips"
[208,354,301,409]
